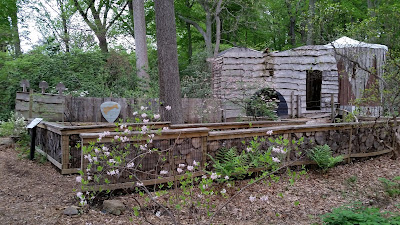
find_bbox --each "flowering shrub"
[0,112,26,137]
[76,107,306,223]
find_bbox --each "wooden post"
[296,95,301,118]
[61,135,70,170]
[348,126,353,163]
[201,136,207,170]
[331,93,335,122]
[29,127,36,160]
[29,89,33,118]
[291,91,295,119]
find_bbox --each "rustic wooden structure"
[78,120,396,191]
[324,36,387,116]
[15,85,222,123]
[32,120,170,174]
[211,37,388,119]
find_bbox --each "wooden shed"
[324,37,388,116]
[211,37,387,119]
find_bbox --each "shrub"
[379,176,400,197]
[322,203,400,225]
[0,112,26,137]
[307,145,343,172]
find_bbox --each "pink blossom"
[272,157,280,163]
[266,130,273,135]
[127,162,135,168]
[249,196,256,202]
[154,114,160,119]
[94,148,100,153]
[260,195,269,202]
[177,168,183,173]
[76,176,82,183]
[143,119,149,123]
[162,127,169,130]
[76,192,83,199]
[246,147,252,152]
[178,164,186,168]
[224,175,229,180]
[109,159,116,164]
[136,182,144,186]
[165,105,171,111]
[133,111,138,116]
[140,106,147,110]
[210,172,218,180]
[141,113,147,118]
[193,160,199,166]
[160,170,169,175]
[187,165,194,171]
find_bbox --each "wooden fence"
[15,91,222,123]
[76,121,397,191]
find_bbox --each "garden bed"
[33,121,170,174]
[79,121,396,191]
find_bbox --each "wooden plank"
[32,94,65,104]
[15,92,31,101]
[61,168,80,175]
[61,135,70,169]
[36,148,63,169]
[29,89,33,118]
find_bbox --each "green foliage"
[322,203,400,225]
[0,50,152,121]
[180,51,212,98]
[246,88,279,120]
[210,147,251,179]
[307,145,343,172]
[209,135,293,179]
[379,177,400,198]
[0,112,26,137]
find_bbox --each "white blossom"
[165,105,171,111]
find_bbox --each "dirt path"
[0,143,399,224]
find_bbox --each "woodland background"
[1,0,400,121]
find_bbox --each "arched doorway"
[246,88,288,119]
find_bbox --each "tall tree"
[130,0,149,83]
[154,0,183,124]
[0,0,21,55]
[72,0,128,53]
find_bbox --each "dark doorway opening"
[306,70,322,110]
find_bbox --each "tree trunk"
[187,23,192,63]
[96,32,109,53]
[58,0,70,52]
[154,0,183,124]
[10,2,21,56]
[132,0,150,83]
[204,3,213,56]
[213,0,222,57]
[306,0,315,45]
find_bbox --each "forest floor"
[0,142,400,225]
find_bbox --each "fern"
[307,145,343,172]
